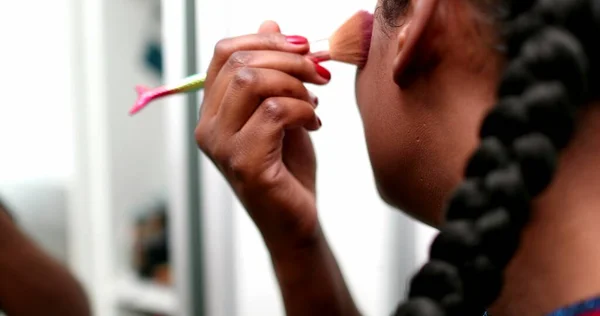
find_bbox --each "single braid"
[393,0,599,315]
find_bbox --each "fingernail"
[309,56,328,63]
[317,117,322,127]
[313,62,331,81]
[285,35,308,45]
[308,91,319,107]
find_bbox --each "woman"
[195,0,600,315]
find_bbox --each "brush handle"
[132,40,331,116]
[308,39,331,62]
[165,72,207,92]
[130,72,207,115]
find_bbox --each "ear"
[392,0,440,85]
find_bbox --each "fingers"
[205,33,309,91]
[196,97,319,185]
[242,97,320,141]
[222,51,330,84]
[258,20,281,33]
[217,68,316,133]
[203,50,329,118]
[230,97,319,181]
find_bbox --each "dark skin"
[195,0,600,315]
[0,201,91,315]
[195,22,359,316]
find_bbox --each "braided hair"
[387,0,600,315]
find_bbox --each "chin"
[374,179,401,209]
[374,174,444,227]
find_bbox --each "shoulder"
[486,297,600,316]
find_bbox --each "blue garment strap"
[483,296,600,316]
[547,297,600,316]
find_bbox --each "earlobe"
[392,0,440,85]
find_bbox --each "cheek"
[356,68,447,222]
[355,38,414,203]
[355,24,407,160]
[353,28,449,223]
[355,27,395,127]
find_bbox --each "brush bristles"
[328,10,373,67]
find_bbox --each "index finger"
[204,33,309,91]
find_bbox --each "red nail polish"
[285,35,308,45]
[314,63,331,81]
[308,91,319,106]
[309,56,329,64]
[317,117,322,127]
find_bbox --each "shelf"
[113,276,177,315]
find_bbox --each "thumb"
[258,20,281,33]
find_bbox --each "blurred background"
[0,0,438,315]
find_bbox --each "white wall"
[195,1,439,315]
[73,0,169,314]
[2,0,169,313]
[102,0,168,275]
[0,0,74,182]
[0,0,75,264]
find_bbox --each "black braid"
[391,0,599,315]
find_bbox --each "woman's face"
[355,0,502,225]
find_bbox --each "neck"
[490,104,600,315]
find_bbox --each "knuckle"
[212,142,231,166]
[232,67,259,89]
[262,33,285,48]
[214,38,233,58]
[262,98,288,123]
[255,163,284,188]
[281,86,296,97]
[228,51,252,69]
[291,80,308,98]
[195,118,223,159]
[227,155,252,182]
[292,53,308,70]
[195,126,208,151]
[195,120,212,153]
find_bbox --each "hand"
[195,21,331,250]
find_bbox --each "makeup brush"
[308,10,374,67]
[130,10,374,115]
